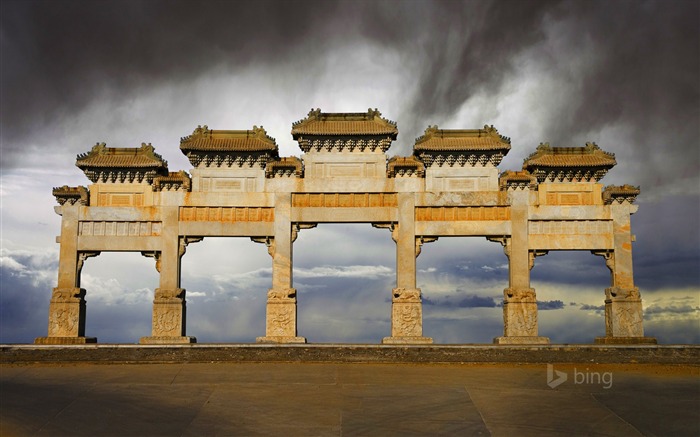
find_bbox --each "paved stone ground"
[1,362,698,436]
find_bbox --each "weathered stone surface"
[38,109,653,345]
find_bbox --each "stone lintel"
[594,337,658,345]
[139,336,197,344]
[256,336,307,344]
[34,337,97,345]
[382,336,433,344]
[493,336,550,345]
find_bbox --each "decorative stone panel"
[416,206,510,221]
[78,221,162,236]
[179,207,274,222]
[292,193,398,208]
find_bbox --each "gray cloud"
[537,300,565,310]
[423,294,499,308]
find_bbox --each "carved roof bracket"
[179,236,204,257]
[528,250,549,270]
[372,222,398,243]
[251,236,275,257]
[292,223,318,242]
[416,236,439,257]
[486,236,511,257]
[141,251,162,272]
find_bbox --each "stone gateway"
[35,109,656,345]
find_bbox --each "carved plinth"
[256,288,306,344]
[140,288,195,343]
[496,288,550,344]
[47,288,88,337]
[594,287,654,343]
[382,288,433,344]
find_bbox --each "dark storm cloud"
[537,299,565,310]
[5,0,697,170]
[580,304,604,312]
[423,293,499,308]
[1,0,337,167]
[633,195,700,290]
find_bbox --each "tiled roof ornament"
[499,170,538,191]
[152,171,192,192]
[52,185,89,205]
[523,142,617,183]
[265,157,304,178]
[413,124,511,168]
[76,142,168,183]
[387,156,425,178]
[180,125,280,168]
[291,108,398,153]
[603,184,641,204]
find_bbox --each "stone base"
[256,336,307,344]
[595,336,658,345]
[382,336,434,344]
[34,337,97,345]
[139,336,197,344]
[493,336,550,345]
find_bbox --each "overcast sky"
[1,0,698,344]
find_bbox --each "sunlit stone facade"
[36,109,656,345]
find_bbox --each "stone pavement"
[1,362,698,436]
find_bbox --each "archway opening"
[181,237,270,342]
[82,252,157,343]
[530,250,610,343]
[294,224,394,343]
[417,237,507,343]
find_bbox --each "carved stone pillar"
[256,193,306,343]
[36,203,98,344]
[492,190,549,344]
[593,203,655,344]
[382,193,432,344]
[140,206,198,344]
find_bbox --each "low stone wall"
[2,344,698,365]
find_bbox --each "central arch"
[293,224,394,342]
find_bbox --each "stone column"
[594,203,656,344]
[36,204,98,344]
[140,206,197,344]
[383,193,432,344]
[256,193,306,343]
[493,190,549,344]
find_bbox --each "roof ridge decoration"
[413,124,511,168]
[523,142,617,183]
[499,170,538,191]
[265,156,304,178]
[387,155,425,178]
[52,185,89,205]
[152,170,192,192]
[291,108,398,153]
[180,124,279,168]
[76,142,168,183]
[603,184,641,204]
